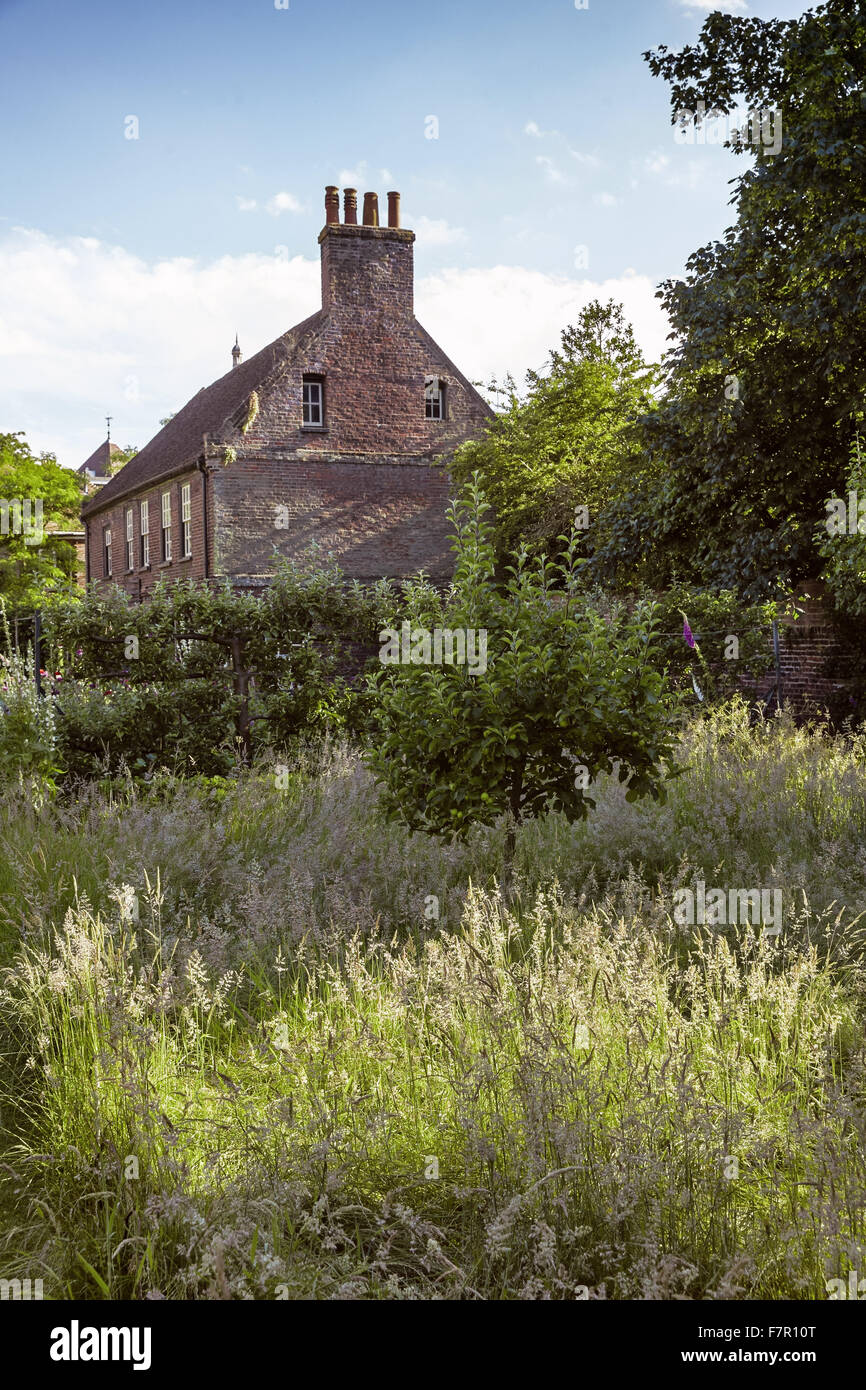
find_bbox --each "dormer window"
[302,375,324,428]
[425,376,446,420]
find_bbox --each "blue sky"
[0,0,811,464]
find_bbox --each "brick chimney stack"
[319,185,415,320]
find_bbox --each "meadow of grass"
[1,702,865,1299]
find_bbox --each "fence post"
[230,633,252,764]
[33,612,42,697]
[772,618,782,705]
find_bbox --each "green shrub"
[44,562,394,779]
[0,646,59,792]
[365,477,681,884]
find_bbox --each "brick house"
[82,186,493,596]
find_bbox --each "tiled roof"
[77,439,123,478]
[82,311,324,515]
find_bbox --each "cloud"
[592,191,619,207]
[235,193,304,216]
[525,120,561,139]
[265,191,303,216]
[637,150,709,191]
[661,159,709,191]
[413,216,466,247]
[337,163,366,187]
[535,155,566,185]
[570,149,602,169]
[336,160,394,191]
[677,0,747,12]
[417,265,670,384]
[0,229,319,464]
[526,122,603,183]
[0,229,670,465]
[527,125,601,181]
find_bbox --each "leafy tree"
[450,301,659,564]
[108,444,138,475]
[593,0,866,599]
[365,478,680,892]
[815,432,866,617]
[0,432,83,611]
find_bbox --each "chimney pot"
[324,185,340,224]
[387,191,401,228]
[362,191,379,227]
[343,188,358,224]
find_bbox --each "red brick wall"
[212,455,455,581]
[320,224,415,321]
[759,591,864,715]
[85,468,211,597]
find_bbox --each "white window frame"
[103,526,112,577]
[425,375,445,420]
[140,499,150,568]
[161,490,172,562]
[181,482,192,558]
[125,507,134,571]
[302,377,324,427]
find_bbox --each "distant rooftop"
[77,438,123,481]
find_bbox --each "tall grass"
[1,703,865,1299]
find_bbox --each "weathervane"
[106,415,113,441]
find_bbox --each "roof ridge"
[82,311,325,514]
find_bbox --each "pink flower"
[683,620,695,650]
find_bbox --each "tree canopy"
[450,300,659,565]
[0,432,83,611]
[590,0,866,600]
